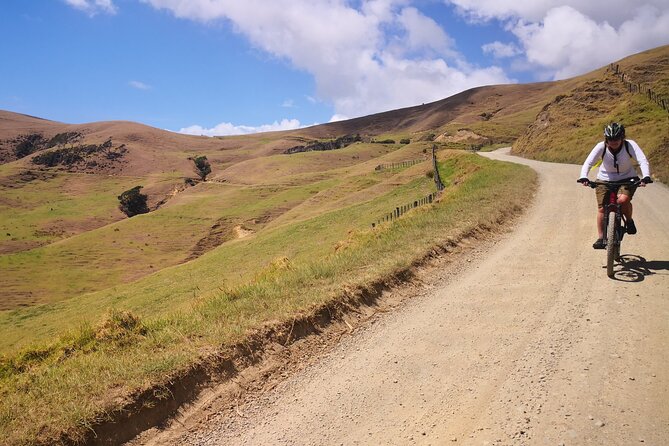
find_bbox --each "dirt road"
[132,149,669,445]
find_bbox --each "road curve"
[136,149,669,445]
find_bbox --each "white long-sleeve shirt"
[579,139,651,181]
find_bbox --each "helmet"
[604,122,625,140]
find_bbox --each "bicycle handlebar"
[578,177,653,189]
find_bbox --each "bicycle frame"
[601,186,625,254]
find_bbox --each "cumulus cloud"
[64,0,117,15]
[394,7,456,57]
[178,118,303,136]
[141,0,512,120]
[482,41,522,59]
[447,0,669,25]
[128,80,151,90]
[448,0,669,80]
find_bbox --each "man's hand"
[577,178,590,186]
[639,176,653,187]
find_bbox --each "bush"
[190,155,211,181]
[118,186,149,217]
[400,138,411,144]
[371,139,396,144]
[46,132,82,148]
[14,134,46,158]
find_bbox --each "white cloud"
[448,1,669,80]
[141,0,512,119]
[329,114,349,123]
[482,41,521,59]
[395,7,456,57]
[64,0,117,15]
[281,99,295,108]
[178,118,303,136]
[446,0,669,25]
[129,80,151,90]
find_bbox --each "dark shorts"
[595,178,638,209]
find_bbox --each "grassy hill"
[513,44,669,183]
[0,45,667,445]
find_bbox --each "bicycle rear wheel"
[606,212,617,278]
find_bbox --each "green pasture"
[0,172,141,249]
[0,160,438,352]
[0,146,439,310]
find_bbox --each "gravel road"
[131,149,669,445]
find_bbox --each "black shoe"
[593,239,606,249]
[626,219,637,235]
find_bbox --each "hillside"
[513,44,669,183]
[0,79,566,308]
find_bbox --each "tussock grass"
[0,152,535,445]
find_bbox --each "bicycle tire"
[606,212,617,278]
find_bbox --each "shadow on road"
[610,255,669,282]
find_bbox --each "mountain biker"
[577,122,651,249]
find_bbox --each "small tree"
[189,155,211,181]
[118,186,149,217]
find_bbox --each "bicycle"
[579,177,652,278]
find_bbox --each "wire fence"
[609,64,669,113]
[374,158,426,171]
[370,192,439,228]
[371,145,444,228]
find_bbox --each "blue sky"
[1,1,668,135]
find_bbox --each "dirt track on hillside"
[129,149,669,445]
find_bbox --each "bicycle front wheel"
[606,212,617,278]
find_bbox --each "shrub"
[190,155,211,181]
[400,138,411,144]
[46,132,82,148]
[118,186,149,217]
[14,134,46,158]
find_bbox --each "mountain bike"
[584,178,652,278]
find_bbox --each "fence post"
[431,145,444,191]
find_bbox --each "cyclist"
[577,122,651,249]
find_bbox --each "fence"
[609,64,669,113]
[370,145,444,228]
[370,192,439,228]
[374,158,425,171]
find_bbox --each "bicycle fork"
[603,192,624,248]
